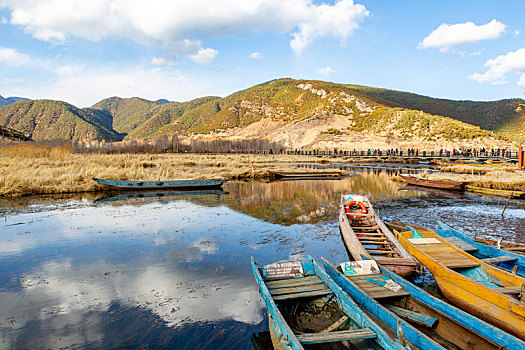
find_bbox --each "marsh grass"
[0,145,316,197]
[428,169,525,190]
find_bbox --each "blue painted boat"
[436,221,525,277]
[323,258,525,350]
[251,256,405,349]
[92,177,227,190]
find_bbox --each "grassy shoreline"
[1,145,524,197]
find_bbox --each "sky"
[0,0,524,107]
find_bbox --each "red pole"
[519,147,524,170]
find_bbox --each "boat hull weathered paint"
[322,258,525,350]
[339,194,417,278]
[399,174,466,191]
[466,185,525,198]
[436,221,525,277]
[395,228,525,340]
[251,256,405,350]
[92,177,227,190]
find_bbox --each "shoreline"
[1,145,524,198]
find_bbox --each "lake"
[0,172,524,349]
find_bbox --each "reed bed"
[0,145,319,197]
[427,169,525,190]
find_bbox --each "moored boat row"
[252,193,525,349]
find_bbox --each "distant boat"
[399,174,467,191]
[269,171,345,180]
[322,258,525,350]
[466,185,525,198]
[394,226,525,340]
[251,256,406,349]
[92,177,227,190]
[339,194,417,277]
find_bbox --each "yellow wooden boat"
[395,228,525,340]
[466,185,525,198]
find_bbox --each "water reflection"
[0,176,524,349]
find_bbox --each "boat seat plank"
[491,286,522,295]
[444,237,478,252]
[349,274,410,299]
[297,328,376,344]
[265,276,321,288]
[272,289,332,301]
[357,237,388,242]
[269,284,329,296]
[359,241,389,245]
[482,256,518,264]
[385,305,438,327]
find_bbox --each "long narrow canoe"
[399,174,467,191]
[435,221,525,277]
[269,171,345,180]
[322,258,525,350]
[92,177,227,190]
[339,194,417,277]
[466,185,525,198]
[395,228,525,340]
[251,256,405,350]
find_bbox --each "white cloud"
[249,51,262,59]
[318,66,335,75]
[1,0,369,58]
[21,65,218,107]
[0,16,7,24]
[0,47,31,66]
[289,0,369,55]
[515,30,521,36]
[150,57,176,66]
[188,47,218,64]
[468,48,525,85]
[418,19,506,52]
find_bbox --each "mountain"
[155,99,172,104]
[0,100,122,141]
[343,85,525,141]
[0,79,522,145]
[0,95,28,107]
[91,97,164,134]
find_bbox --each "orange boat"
[395,227,525,340]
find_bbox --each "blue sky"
[0,0,524,107]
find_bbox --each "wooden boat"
[250,256,405,349]
[339,194,417,277]
[92,177,227,190]
[394,227,525,340]
[466,185,525,198]
[388,220,525,257]
[434,221,525,277]
[398,174,467,191]
[269,171,345,180]
[322,258,525,350]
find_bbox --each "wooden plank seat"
[414,242,480,268]
[296,328,376,344]
[482,256,518,264]
[266,276,333,301]
[266,276,321,289]
[348,274,410,299]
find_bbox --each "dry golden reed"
[0,145,314,197]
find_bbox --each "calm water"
[0,172,524,349]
